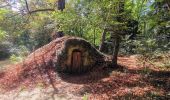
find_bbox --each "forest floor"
[0,55,169,100]
[0,37,169,100]
[0,59,12,70]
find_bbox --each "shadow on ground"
[57,62,114,84]
[57,64,170,99]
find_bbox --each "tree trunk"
[58,0,65,11]
[111,35,121,66]
[99,29,106,52]
[111,0,125,66]
[93,28,96,46]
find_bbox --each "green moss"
[55,37,105,73]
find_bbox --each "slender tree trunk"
[58,0,65,11]
[93,28,96,46]
[111,35,121,66]
[99,29,106,51]
[111,0,124,66]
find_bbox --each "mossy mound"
[55,37,105,73]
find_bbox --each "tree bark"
[111,0,125,66]
[58,0,65,11]
[99,29,107,52]
[111,35,121,66]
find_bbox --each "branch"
[5,13,22,19]
[24,0,55,14]
[29,8,55,14]
[24,0,30,12]
[0,4,10,8]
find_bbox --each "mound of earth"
[0,36,169,100]
[0,36,108,91]
[25,36,105,73]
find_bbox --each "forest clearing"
[0,0,170,100]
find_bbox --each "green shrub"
[83,94,88,100]
[10,54,23,63]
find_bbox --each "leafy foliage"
[0,0,169,57]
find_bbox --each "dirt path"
[0,86,80,100]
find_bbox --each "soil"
[0,37,169,100]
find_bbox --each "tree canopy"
[0,0,169,57]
